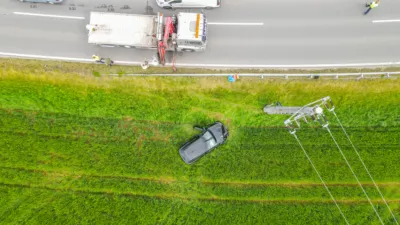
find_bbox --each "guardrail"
[106,71,400,79]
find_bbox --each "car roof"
[179,137,208,163]
[179,122,228,164]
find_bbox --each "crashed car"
[179,122,229,164]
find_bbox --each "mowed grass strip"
[4,57,400,75]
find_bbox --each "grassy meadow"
[0,59,399,224]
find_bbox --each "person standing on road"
[364,0,380,15]
[104,58,114,67]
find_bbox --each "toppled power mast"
[280,96,333,132]
[264,96,398,225]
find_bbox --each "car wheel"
[163,6,172,9]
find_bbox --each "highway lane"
[1,0,400,68]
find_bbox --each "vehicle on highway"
[179,122,229,164]
[156,0,221,9]
[87,12,208,65]
[19,0,63,4]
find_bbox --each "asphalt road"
[0,0,400,68]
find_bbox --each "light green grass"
[0,59,399,224]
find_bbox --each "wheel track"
[1,166,399,188]
[0,181,399,205]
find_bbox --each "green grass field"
[0,59,399,224]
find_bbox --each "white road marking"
[372,19,400,23]
[208,22,264,26]
[13,12,85,20]
[1,52,400,68]
[0,52,92,62]
[173,62,400,68]
[0,52,141,64]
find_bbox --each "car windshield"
[203,131,217,149]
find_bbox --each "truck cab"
[175,13,207,52]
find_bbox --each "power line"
[325,127,385,225]
[331,111,399,225]
[292,133,350,225]
[283,96,394,224]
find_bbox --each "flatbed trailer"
[87,12,163,48]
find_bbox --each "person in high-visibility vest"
[86,24,98,35]
[364,0,380,15]
[92,55,104,63]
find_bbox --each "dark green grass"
[0,186,398,225]
[0,110,399,182]
[0,67,399,224]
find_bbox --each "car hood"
[179,138,207,163]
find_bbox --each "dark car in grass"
[179,122,229,164]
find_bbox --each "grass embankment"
[0,59,399,224]
[3,58,400,75]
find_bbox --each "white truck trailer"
[86,11,208,65]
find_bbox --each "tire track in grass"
[0,108,179,126]
[0,182,399,205]
[201,180,400,187]
[2,108,400,130]
[0,127,173,144]
[1,131,397,152]
[1,122,398,144]
[0,166,177,184]
[1,128,397,150]
[1,166,399,188]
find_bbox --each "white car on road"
[156,0,221,9]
